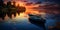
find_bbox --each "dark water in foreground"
[0,14,43,30]
[0,13,60,30]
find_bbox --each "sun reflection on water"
[3,11,46,22]
[15,13,29,18]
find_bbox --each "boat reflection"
[28,14,46,30]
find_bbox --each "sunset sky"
[4,0,60,14]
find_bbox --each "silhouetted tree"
[0,0,6,19]
[17,4,26,15]
[6,1,12,7]
[0,0,26,19]
[0,0,4,7]
[12,1,16,7]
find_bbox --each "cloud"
[25,2,33,6]
[45,0,60,4]
[35,1,42,4]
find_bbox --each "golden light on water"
[15,13,29,18]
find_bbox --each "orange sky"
[14,1,41,14]
[4,0,46,15]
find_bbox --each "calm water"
[0,13,59,30]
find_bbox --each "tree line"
[0,0,26,19]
